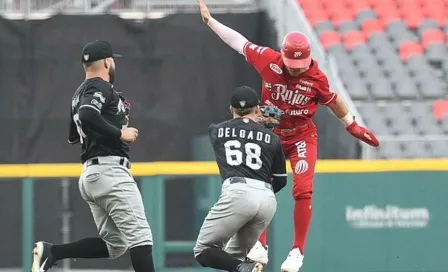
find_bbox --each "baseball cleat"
[280,248,304,272]
[31,241,56,272]
[236,261,263,272]
[247,241,269,264]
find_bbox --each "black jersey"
[208,117,286,183]
[68,78,129,163]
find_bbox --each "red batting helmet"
[281,32,312,69]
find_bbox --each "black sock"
[196,248,242,271]
[130,245,155,272]
[51,237,109,261]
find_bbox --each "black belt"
[229,177,273,191]
[86,157,131,169]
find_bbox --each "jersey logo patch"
[269,63,283,74]
[295,160,309,174]
[71,95,80,110]
[93,92,106,103]
[91,99,102,110]
[117,99,126,114]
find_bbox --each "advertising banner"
[272,171,448,272]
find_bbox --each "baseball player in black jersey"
[194,86,287,272]
[31,40,155,272]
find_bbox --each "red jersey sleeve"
[316,74,337,106]
[243,42,277,74]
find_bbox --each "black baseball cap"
[81,40,121,63]
[231,86,260,109]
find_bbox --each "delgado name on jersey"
[217,127,272,144]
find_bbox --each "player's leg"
[259,230,268,246]
[281,134,318,272]
[31,166,121,272]
[246,230,268,264]
[247,148,293,265]
[31,235,110,272]
[194,180,263,272]
[226,188,277,262]
[102,165,155,272]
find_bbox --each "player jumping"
[197,1,380,271]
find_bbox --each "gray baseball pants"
[194,177,277,260]
[78,156,153,259]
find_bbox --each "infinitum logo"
[345,205,430,229]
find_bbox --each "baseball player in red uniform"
[198,1,380,271]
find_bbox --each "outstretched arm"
[329,96,380,147]
[329,96,351,124]
[198,0,248,55]
[316,76,379,147]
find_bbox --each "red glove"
[346,119,380,147]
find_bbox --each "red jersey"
[243,42,337,129]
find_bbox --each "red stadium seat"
[399,41,423,62]
[328,7,354,27]
[361,19,385,37]
[300,1,329,27]
[374,2,401,22]
[332,14,354,27]
[378,12,401,26]
[347,0,370,12]
[421,0,445,10]
[319,0,334,9]
[319,31,342,50]
[398,0,423,23]
[375,2,399,15]
[343,30,366,50]
[368,0,382,8]
[325,3,347,16]
[375,5,401,25]
[433,100,448,121]
[300,1,325,18]
[402,11,424,28]
[398,0,423,13]
[321,0,343,9]
[371,0,392,9]
[307,13,331,27]
[349,0,371,13]
[423,4,447,26]
[421,29,445,49]
[300,0,323,13]
[343,0,356,6]
[302,1,330,27]
[422,1,446,11]
[428,14,446,27]
[396,0,422,7]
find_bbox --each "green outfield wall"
[140,170,448,272]
[2,160,448,272]
[270,171,448,272]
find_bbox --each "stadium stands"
[0,0,256,14]
[301,0,448,158]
